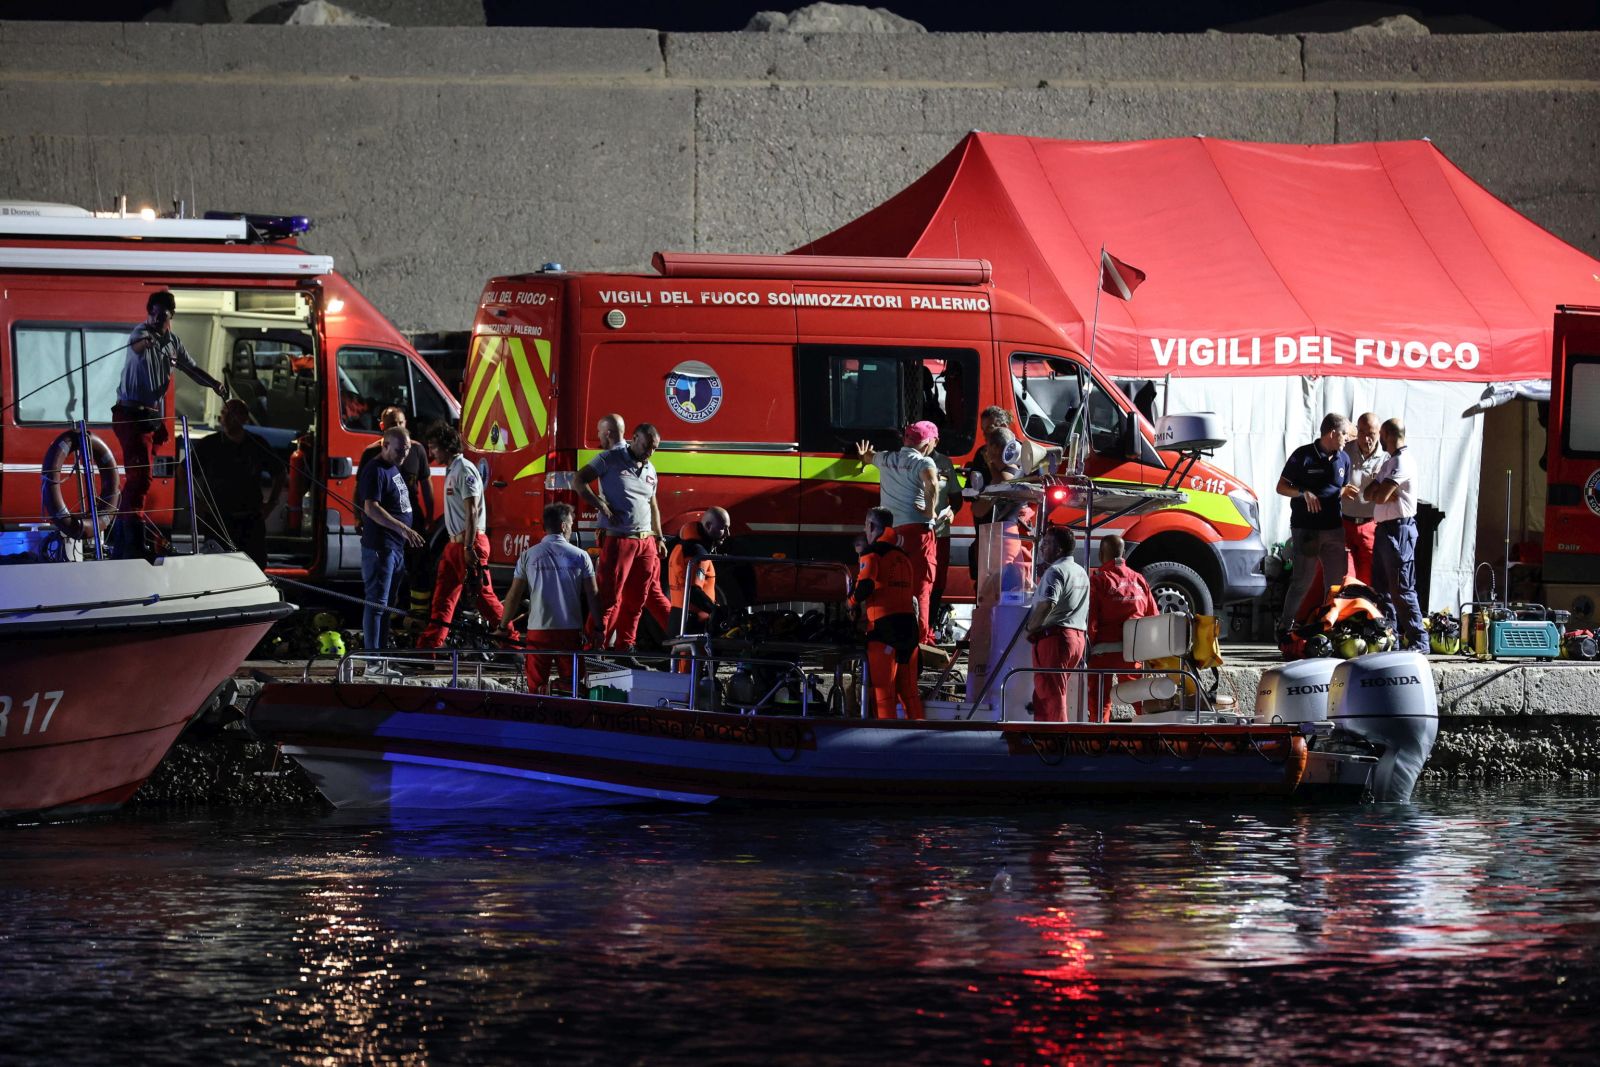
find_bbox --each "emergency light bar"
[204,211,313,239]
[653,251,993,286]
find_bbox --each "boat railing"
[995,661,1215,724]
[333,647,860,719]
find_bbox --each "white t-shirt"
[874,447,937,528]
[513,534,595,631]
[1373,447,1417,522]
[443,454,488,537]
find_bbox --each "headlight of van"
[1228,488,1260,531]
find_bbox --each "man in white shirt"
[1341,412,1387,588]
[1363,417,1425,651]
[418,424,505,649]
[500,502,601,694]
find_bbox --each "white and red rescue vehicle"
[0,202,459,578]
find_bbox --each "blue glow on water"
[2,784,1597,1062]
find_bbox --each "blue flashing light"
[205,211,314,239]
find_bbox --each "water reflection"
[2,787,1597,1063]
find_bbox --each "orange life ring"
[40,430,120,541]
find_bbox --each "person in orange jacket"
[1086,534,1159,722]
[850,507,925,721]
[667,507,730,671]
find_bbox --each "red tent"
[798,133,1600,383]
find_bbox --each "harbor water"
[3,785,1598,1064]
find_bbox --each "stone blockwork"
[2,23,1596,332]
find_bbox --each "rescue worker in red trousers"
[1086,534,1159,722]
[418,424,505,649]
[593,412,626,551]
[579,423,671,651]
[499,502,601,695]
[111,289,227,558]
[854,421,940,641]
[1024,526,1090,722]
[666,507,731,672]
[1342,412,1387,588]
[850,507,925,721]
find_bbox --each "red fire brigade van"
[464,252,1266,613]
[0,202,459,578]
[1544,305,1600,623]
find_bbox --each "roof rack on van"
[0,201,249,242]
[652,251,992,286]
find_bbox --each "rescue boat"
[248,665,1310,812]
[1,549,292,821]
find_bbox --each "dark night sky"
[1,1,1597,32]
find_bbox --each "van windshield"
[1009,352,1127,456]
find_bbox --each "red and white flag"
[1100,250,1146,300]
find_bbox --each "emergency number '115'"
[0,691,65,739]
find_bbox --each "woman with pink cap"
[855,420,942,639]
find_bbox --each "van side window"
[11,324,129,425]
[409,357,454,434]
[336,347,411,432]
[797,344,977,455]
[1009,352,1127,457]
[1566,359,1600,455]
[336,346,451,437]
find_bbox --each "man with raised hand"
[111,289,227,558]
[855,421,941,639]
[580,423,671,652]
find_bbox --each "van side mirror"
[328,455,354,479]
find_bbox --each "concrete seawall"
[3,23,1596,333]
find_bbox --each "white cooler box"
[587,667,693,708]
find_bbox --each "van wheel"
[1139,561,1214,617]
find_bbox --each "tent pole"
[1078,244,1109,722]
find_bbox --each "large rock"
[746,3,926,34]
[280,1,387,27]
[1348,13,1430,36]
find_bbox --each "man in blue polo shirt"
[358,427,425,677]
[579,422,671,651]
[1275,413,1353,642]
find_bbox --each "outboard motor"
[1254,658,1339,725]
[1327,651,1439,802]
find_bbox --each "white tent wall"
[1160,375,1486,622]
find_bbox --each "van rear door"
[1546,306,1600,589]
[465,279,562,566]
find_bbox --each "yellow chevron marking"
[513,454,547,481]
[492,362,529,449]
[463,335,500,421]
[508,338,546,437]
